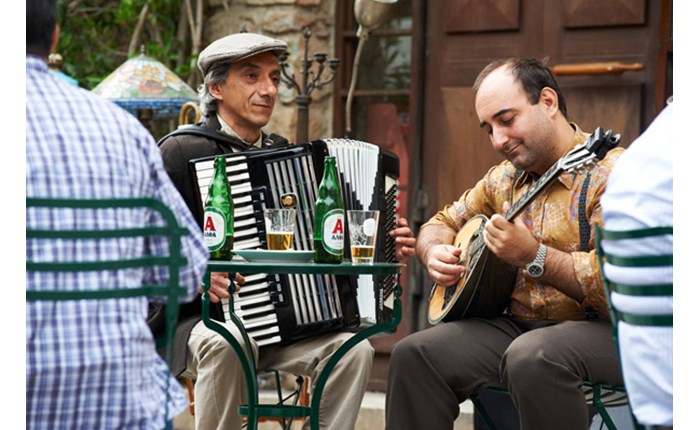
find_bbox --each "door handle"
[551,62,644,76]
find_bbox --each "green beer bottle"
[203,155,235,260]
[313,156,345,264]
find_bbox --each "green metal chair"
[472,381,628,430]
[26,197,193,430]
[595,224,673,430]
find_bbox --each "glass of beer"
[264,208,296,250]
[347,210,380,264]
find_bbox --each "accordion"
[189,138,400,347]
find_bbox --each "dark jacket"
[153,115,287,376]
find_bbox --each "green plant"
[56,0,198,90]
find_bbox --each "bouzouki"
[427,127,620,324]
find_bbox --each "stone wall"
[205,0,337,142]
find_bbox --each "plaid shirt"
[26,55,209,429]
[424,125,624,321]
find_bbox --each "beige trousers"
[185,319,374,430]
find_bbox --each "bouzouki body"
[427,127,621,324]
[427,215,517,324]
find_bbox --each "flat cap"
[197,32,288,76]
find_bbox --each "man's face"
[475,66,557,175]
[210,51,281,137]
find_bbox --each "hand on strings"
[424,244,466,287]
[483,201,538,267]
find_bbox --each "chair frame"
[595,223,673,430]
[200,261,404,430]
[26,197,192,430]
[184,371,310,430]
[594,224,673,331]
[471,380,628,430]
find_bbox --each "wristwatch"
[525,243,547,278]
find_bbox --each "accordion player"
[189,138,401,347]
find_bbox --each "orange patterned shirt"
[423,126,624,321]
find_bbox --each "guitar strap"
[578,171,598,319]
[578,171,593,253]
[514,169,598,318]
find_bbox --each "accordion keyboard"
[193,153,284,345]
[190,140,400,346]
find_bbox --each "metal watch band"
[526,243,547,278]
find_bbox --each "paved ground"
[172,385,633,429]
[172,389,475,430]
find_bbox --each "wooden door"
[413,0,671,328]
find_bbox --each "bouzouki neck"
[503,159,563,222]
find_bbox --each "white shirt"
[600,102,673,426]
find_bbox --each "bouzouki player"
[385,58,626,430]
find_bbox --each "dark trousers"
[385,317,622,430]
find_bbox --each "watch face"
[527,264,544,277]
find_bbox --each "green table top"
[206,259,404,275]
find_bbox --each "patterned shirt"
[424,125,624,321]
[26,55,209,429]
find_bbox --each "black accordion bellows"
[189,138,400,347]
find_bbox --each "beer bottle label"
[203,207,226,251]
[321,209,345,255]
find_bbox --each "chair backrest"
[595,224,673,332]
[26,197,192,428]
[595,224,672,430]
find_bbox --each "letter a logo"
[204,215,216,232]
[332,218,343,234]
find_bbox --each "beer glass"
[264,208,296,250]
[347,210,380,263]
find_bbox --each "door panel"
[565,84,642,146]
[440,87,503,208]
[564,0,646,27]
[445,0,521,33]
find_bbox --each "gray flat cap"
[197,32,288,76]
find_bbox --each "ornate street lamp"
[279,27,340,144]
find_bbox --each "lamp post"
[344,0,398,138]
[279,27,340,144]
